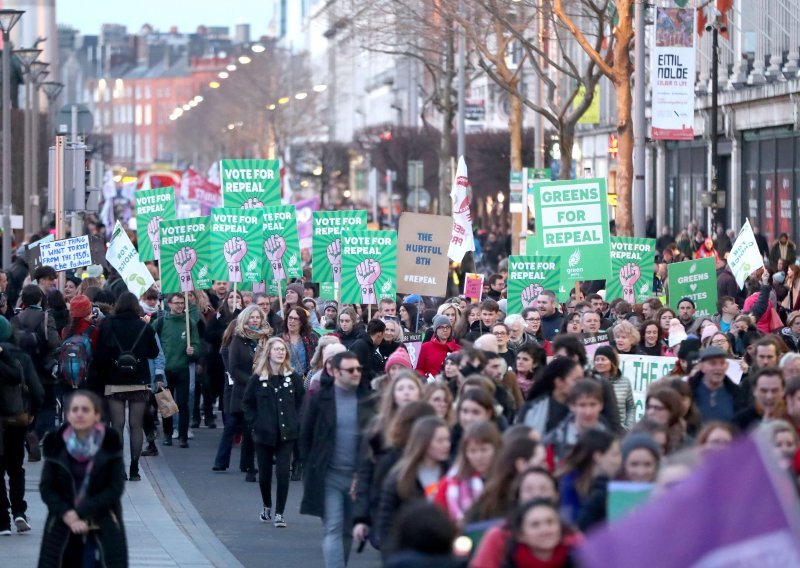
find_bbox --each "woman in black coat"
[212,305,271,477]
[243,337,304,527]
[204,291,243,423]
[38,390,127,568]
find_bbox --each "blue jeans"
[213,411,254,470]
[322,469,354,568]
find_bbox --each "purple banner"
[295,197,319,250]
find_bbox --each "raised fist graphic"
[173,246,197,292]
[223,236,248,282]
[241,198,264,209]
[619,263,642,303]
[147,216,164,260]
[327,239,342,283]
[520,283,544,309]
[264,235,287,281]
[356,259,381,305]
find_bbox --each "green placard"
[341,230,397,304]
[220,159,280,208]
[530,177,611,282]
[209,208,264,283]
[319,282,337,301]
[262,205,302,283]
[606,237,656,303]
[667,257,717,317]
[312,210,368,286]
[507,255,561,314]
[159,217,212,294]
[525,237,570,302]
[135,186,176,262]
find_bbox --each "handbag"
[154,387,179,418]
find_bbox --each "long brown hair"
[391,416,449,500]
[370,371,424,439]
[455,421,502,479]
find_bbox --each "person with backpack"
[0,315,43,534]
[152,293,200,449]
[57,295,100,393]
[11,285,60,456]
[94,292,159,482]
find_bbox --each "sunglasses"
[339,366,363,373]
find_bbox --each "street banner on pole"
[106,222,155,298]
[396,212,451,297]
[135,186,176,261]
[606,237,657,303]
[464,273,484,302]
[262,205,302,283]
[220,159,281,208]
[668,257,717,317]
[529,177,611,282]
[209,208,263,283]
[447,156,475,262]
[728,218,765,288]
[651,7,696,141]
[312,210,368,297]
[159,217,212,294]
[38,235,93,273]
[507,256,561,315]
[341,230,397,305]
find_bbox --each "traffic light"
[47,143,100,213]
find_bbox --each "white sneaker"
[273,514,287,528]
[259,507,271,522]
[171,431,179,440]
[187,429,194,440]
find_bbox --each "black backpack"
[112,324,148,378]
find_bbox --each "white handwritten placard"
[38,235,92,272]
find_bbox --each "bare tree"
[554,0,635,235]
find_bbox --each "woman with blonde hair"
[243,337,304,527]
[613,320,641,355]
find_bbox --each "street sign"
[406,188,431,210]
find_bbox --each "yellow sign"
[575,85,600,124]
[608,194,618,206]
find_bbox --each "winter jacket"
[780,327,800,353]
[38,426,127,568]
[299,376,376,518]
[415,338,460,377]
[577,475,609,531]
[471,526,575,568]
[224,335,259,414]
[716,267,741,305]
[465,319,493,342]
[153,313,201,372]
[516,395,569,437]
[353,442,401,529]
[540,312,565,341]
[688,372,749,421]
[601,371,635,431]
[242,371,304,445]
[335,328,373,393]
[95,313,159,387]
[11,306,61,384]
[743,284,774,334]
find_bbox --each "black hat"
[678,297,696,308]
[698,346,729,361]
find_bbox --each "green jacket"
[153,313,200,372]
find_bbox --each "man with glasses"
[300,352,375,568]
[252,292,283,333]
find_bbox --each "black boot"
[291,463,303,481]
[141,440,159,457]
[129,460,141,482]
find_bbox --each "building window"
[144,135,152,163]
[144,105,152,125]
[144,86,151,99]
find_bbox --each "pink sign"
[464,273,484,302]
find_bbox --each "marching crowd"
[0,220,799,567]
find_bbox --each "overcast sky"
[57,0,275,38]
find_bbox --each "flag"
[578,437,800,568]
[183,168,221,214]
[447,156,475,262]
[106,221,155,298]
[728,218,764,288]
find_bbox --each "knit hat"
[320,300,338,312]
[69,295,93,319]
[668,318,688,348]
[0,316,11,342]
[86,264,104,278]
[677,337,702,361]
[594,345,619,366]
[678,296,696,309]
[621,433,662,463]
[385,347,413,370]
[498,299,507,315]
[700,323,720,343]
[404,294,422,304]
[285,282,305,299]
[432,314,452,332]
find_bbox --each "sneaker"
[179,439,189,449]
[190,420,200,429]
[187,429,195,440]
[0,528,11,536]
[172,431,179,440]
[211,465,227,472]
[141,443,159,457]
[245,470,256,482]
[259,507,272,522]
[163,437,173,446]
[273,514,287,528]
[14,515,30,533]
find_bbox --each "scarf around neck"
[63,423,106,505]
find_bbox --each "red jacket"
[61,318,101,352]
[415,338,460,377]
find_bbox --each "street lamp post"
[30,60,49,233]
[13,47,41,238]
[0,8,24,268]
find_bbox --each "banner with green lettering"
[135,186,176,262]
[606,237,656,303]
[667,257,717,317]
[220,159,280,208]
[312,210,368,299]
[159,217,212,293]
[525,237,570,302]
[507,255,561,315]
[529,177,611,282]
[341,230,397,304]
[262,205,302,283]
[209,208,263,283]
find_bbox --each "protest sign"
[341,230,397,305]
[526,237,570,302]
[220,159,280,208]
[38,236,93,273]
[606,237,656,303]
[262,205,302,283]
[668,257,717,317]
[464,273,484,302]
[312,210,368,292]
[529,177,611,282]
[159,217,212,294]
[507,255,561,315]
[396,213,452,297]
[579,437,800,568]
[209,208,263,283]
[404,333,424,368]
[106,221,155,298]
[728,218,764,288]
[447,156,475,262]
[583,332,610,359]
[135,186,176,261]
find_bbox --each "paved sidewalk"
[0,451,243,567]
